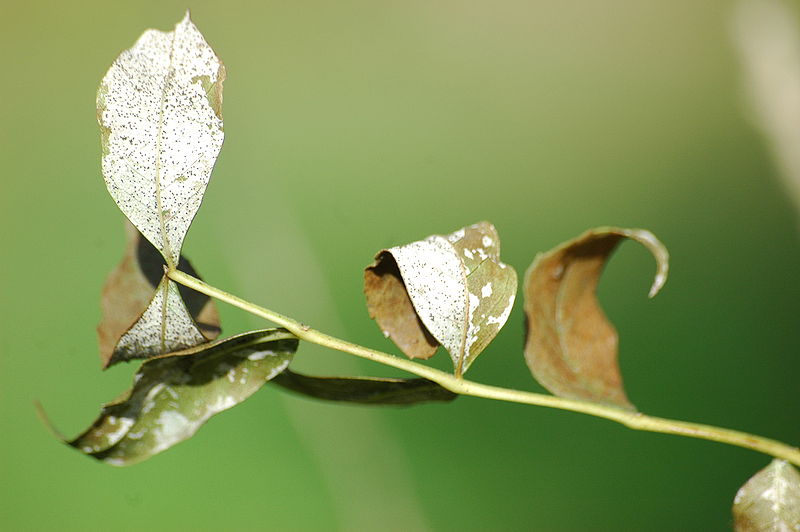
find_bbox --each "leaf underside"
[364,252,439,360]
[446,222,517,375]
[523,227,668,411]
[733,460,800,531]
[69,329,297,466]
[365,222,517,376]
[98,222,220,368]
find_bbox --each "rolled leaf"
[365,222,517,377]
[68,329,297,466]
[733,459,800,531]
[98,12,225,267]
[523,227,668,410]
[98,222,220,368]
[272,370,458,405]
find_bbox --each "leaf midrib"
[156,30,179,352]
[154,31,178,270]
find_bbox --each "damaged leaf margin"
[365,222,517,377]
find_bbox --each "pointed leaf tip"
[733,460,800,531]
[365,222,517,376]
[98,14,224,265]
[617,228,669,298]
[522,227,669,410]
[110,276,208,365]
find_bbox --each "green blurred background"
[2,0,800,530]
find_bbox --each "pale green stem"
[168,268,800,467]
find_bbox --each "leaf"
[365,222,517,376]
[447,222,518,375]
[733,459,800,531]
[68,329,297,466]
[98,12,225,267]
[98,222,220,368]
[522,227,668,410]
[110,276,211,366]
[272,369,458,405]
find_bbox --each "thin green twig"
[168,268,800,466]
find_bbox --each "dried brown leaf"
[98,13,224,266]
[523,227,668,410]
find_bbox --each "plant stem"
[168,268,800,466]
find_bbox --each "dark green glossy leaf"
[69,329,297,466]
[272,369,458,405]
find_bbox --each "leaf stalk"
[167,268,800,467]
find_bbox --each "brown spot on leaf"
[523,227,668,411]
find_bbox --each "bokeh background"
[2,1,800,530]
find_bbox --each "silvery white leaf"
[98,12,225,266]
[388,235,469,362]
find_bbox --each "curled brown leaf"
[523,227,668,410]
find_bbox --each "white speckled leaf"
[98,12,225,266]
[69,329,297,466]
[99,221,221,368]
[365,222,517,376]
[733,460,800,531]
[111,275,207,364]
[388,236,468,362]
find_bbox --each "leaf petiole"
[167,268,800,467]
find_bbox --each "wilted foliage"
[40,13,800,531]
